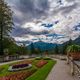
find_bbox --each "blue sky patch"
[41,23,53,28]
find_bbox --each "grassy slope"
[26,60,56,80]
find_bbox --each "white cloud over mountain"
[5,0,80,44]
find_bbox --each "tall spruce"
[0,0,13,55]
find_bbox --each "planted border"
[0,68,37,80]
[26,60,56,80]
[36,60,48,68]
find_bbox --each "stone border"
[8,64,32,71]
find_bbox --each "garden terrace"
[0,58,56,80]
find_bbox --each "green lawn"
[0,64,10,76]
[0,58,56,80]
[26,60,56,80]
[0,59,37,77]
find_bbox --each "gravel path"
[46,59,79,80]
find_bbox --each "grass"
[26,60,56,80]
[0,64,10,76]
[0,59,37,77]
[0,58,56,80]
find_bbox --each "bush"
[43,57,52,60]
[35,57,43,60]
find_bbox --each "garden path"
[0,59,27,65]
[46,59,79,80]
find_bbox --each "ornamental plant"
[0,69,37,80]
[67,44,80,54]
[12,64,29,69]
[36,60,48,68]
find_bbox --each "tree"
[2,37,19,55]
[18,43,28,55]
[30,43,35,54]
[67,39,73,46]
[62,39,73,54]
[62,43,67,54]
[0,0,13,55]
[54,44,59,54]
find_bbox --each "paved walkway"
[46,59,79,80]
[0,59,28,66]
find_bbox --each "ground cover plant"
[27,59,56,80]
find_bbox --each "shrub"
[43,57,52,60]
[35,57,42,60]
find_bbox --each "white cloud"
[6,0,80,44]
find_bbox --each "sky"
[5,0,80,44]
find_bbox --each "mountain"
[27,41,57,51]
[16,36,80,52]
[73,36,80,45]
[63,36,80,46]
[16,40,31,46]
[27,36,80,52]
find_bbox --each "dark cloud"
[46,33,64,37]
[60,3,78,14]
[53,2,78,15]
[19,0,49,12]
[73,23,80,31]
[6,0,50,37]
[6,0,80,42]
[12,26,49,37]
[66,0,75,2]
[12,0,49,23]
[8,0,78,24]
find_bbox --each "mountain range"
[17,36,80,51]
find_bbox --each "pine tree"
[0,0,13,55]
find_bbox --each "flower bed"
[36,60,48,68]
[11,60,32,65]
[0,69,37,80]
[8,64,32,71]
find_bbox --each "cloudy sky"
[5,0,80,44]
